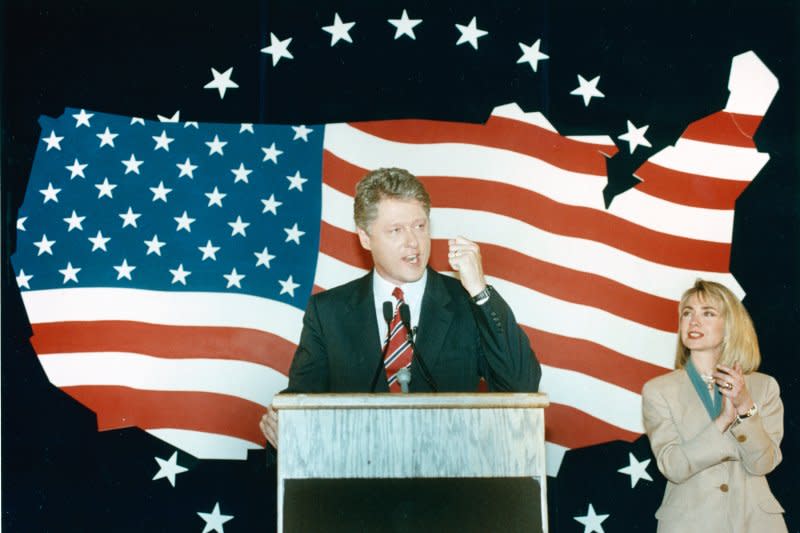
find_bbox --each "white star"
[121,154,144,175]
[279,275,300,297]
[322,12,355,46]
[113,259,136,281]
[291,125,313,142]
[158,110,181,123]
[239,123,254,134]
[63,210,86,232]
[571,74,605,107]
[284,223,305,244]
[573,503,609,533]
[197,502,234,533]
[16,269,33,289]
[169,264,192,285]
[72,109,93,127]
[204,67,239,99]
[176,157,198,178]
[261,32,294,66]
[184,121,199,129]
[39,182,61,203]
[59,262,81,284]
[261,143,283,163]
[144,234,166,256]
[223,268,245,289]
[42,130,64,151]
[88,230,111,252]
[455,17,488,50]
[131,116,145,126]
[150,181,172,202]
[66,158,88,179]
[618,120,652,154]
[286,171,307,191]
[617,452,653,488]
[205,134,227,156]
[260,194,282,215]
[228,216,250,237]
[388,9,422,40]
[95,178,117,199]
[205,186,226,207]
[517,39,549,72]
[152,451,188,488]
[33,234,56,256]
[16,216,27,231]
[174,211,196,232]
[152,130,175,151]
[198,240,220,261]
[230,163,252,183]
[254,247,275,268]
[96,127,119,147]
[119,207,141,228]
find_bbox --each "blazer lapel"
[415,269,454,371]
[344,272,386,388]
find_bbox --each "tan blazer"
[642,370,787,533]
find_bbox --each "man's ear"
[356,227,371,251]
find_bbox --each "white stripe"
[321,185,744,302]
[545,442,568,477]
[324,122,608,210]
[647,137,769,181]
[490,102,558,133]
[316,251,676,369]
[540,365,643,434]
[21,288,305,344]
[39,352,289,406]
[313,252,368,289]
[608,188,735,243]
[724,51,779,116]
[147,429,261,460]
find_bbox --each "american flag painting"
[4,2,798,532]
[11,51,777,477]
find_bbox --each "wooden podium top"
[272,392,549,410]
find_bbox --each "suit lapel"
[415,269,454,371]
[674,370,718,431]
[344,272,386,388]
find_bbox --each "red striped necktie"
[384,287,413,392]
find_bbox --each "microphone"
[396,367,411,393]
[399,303,439,392]
[369,301,395,392]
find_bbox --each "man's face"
[357,197,431,286]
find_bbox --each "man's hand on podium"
[260,405,279,449]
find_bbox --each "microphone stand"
[369,301,394,392]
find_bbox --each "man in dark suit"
[260,167,540,447]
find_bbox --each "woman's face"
[680,293,726,359]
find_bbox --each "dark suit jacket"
[285,268,541,393]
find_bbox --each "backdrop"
[3,1,798,531]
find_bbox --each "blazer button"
[737,434,747,443]
[720,484,729,493]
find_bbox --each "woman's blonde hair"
[674,279,761,373]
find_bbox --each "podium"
[273,393,549,532]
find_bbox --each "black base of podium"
[284,477,542,532]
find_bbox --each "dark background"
[3,1,798,531]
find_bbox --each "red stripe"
[546,403,640,449]
[525,327,670,394]
[323,151,732,272]
[321,221,680,333]
[348,114,618,175]
[30,321,294,374]
[62,385,266,445]
[680,111,762,146]
[634,161,748,209]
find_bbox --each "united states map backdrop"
[11,52,777,478]
[3,2,798,532]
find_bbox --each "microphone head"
[383,301,393,323]
[399,303,411,327]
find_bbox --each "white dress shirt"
[371,269,427,347]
